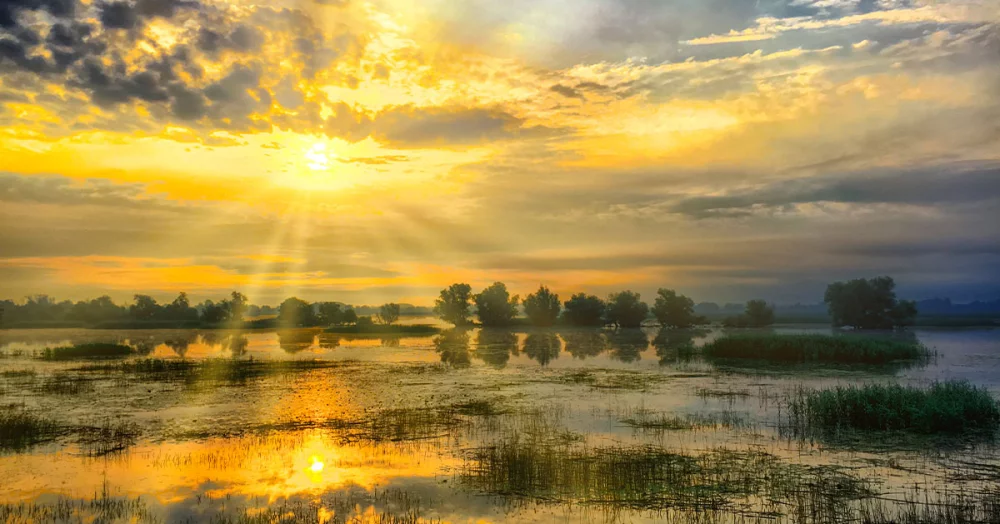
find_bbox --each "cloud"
[666,162,1000,218]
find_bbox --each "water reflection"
[606,329,649,363]
[165,333,197,358]
[278,330,318,353]
[560,330,608,359]
[522,333,561,366]
[474,329,518,368]
[653,328,709,365]
[435,329,471,368]
[226,333,249,356]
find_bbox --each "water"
[1,325,998,523]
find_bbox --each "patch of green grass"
[702,334,929,365]
[790,381,1000,434]
[620,409,748,431]
[0,406,60,451]
[39,343,133,361]
[461,439,872,510]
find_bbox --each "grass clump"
[77,419,142,456]
[40,373,95,395]
[702,334,928,365]
[39,343,133,361]
[0,407,60,451]
[790,380,1000,434]
[76,358,352,385]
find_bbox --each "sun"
[309,456,325,472]
[305,143,335,171]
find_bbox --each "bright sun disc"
[310,459,324,472]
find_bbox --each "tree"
[474,282,519,327]
[278,297,316,327]
[228,291,248,323]
[130,294,161,320]
[377,303,401,325]
[342,308,358,325]
[317,302,344,325]
[562,293,606,327]
[724,300,775,328]
[434,283,474,326]
[824,276,918,330]
[745,299,775,327]
[523,285,561,326]
[198,300,228,323]
[651,288,699,328]
[605,291,649,328]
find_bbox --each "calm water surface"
[1,325,998,522]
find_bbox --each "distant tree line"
[0,275,920,331]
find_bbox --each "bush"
[701,334,928,364]
[791,381,1000,434]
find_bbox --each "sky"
[1,0,998,306]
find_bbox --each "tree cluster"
[824,276,917,330]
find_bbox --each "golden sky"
[1,0,998,305]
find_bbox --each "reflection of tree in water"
[653,328,709,365]
[606,329,649,363]
[133,339,156,356]
[317,334,341,350]
[164,333,197,358]
[522,333,561,366]
[380,336,401,348]
[474,329,518,368]
[278,330,317,353]
[226,333,249,357]
[560,330,608,360]
[435,329,471,368]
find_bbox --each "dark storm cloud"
[0,0,75,28]
[667,163,1000,218]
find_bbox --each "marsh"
[1,325,999,522]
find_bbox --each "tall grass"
[39,343,133,361]
[702,334,928,364]
[0,407,60,450]
[790,381,1000,434]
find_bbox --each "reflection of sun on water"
[309,456,325,473]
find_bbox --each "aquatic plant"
[77,418,141,456]
[790,380,1000,434]
[39,342,133,361]
[702,334,928,364]
[0,407,60,450]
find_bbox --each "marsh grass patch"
[39,343,133,361]
[788,381,1000,436]
[0,406,61,451]
[703,334,930,365]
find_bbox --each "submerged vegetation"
[790,381,1000,434]
[702,334,929,364]
[75,358,353,385]
[0,407,59,451]
[39,342,133,361]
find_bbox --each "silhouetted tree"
[377,303,401,325]
[824,276,917,330]
[130,294,161,320]
[228,291,248,323]
[605,291,648,328]
[199,300,227,323]
[723,299,776,328]
[342,307,358,325]
[562,293,606,327]
[317,302,343,325]
[523,285,561,326]
[474,282,519,327]
[745,299,775,327]
[434,283,474,326]
[651,288,700,328]
[278,297,317,327]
